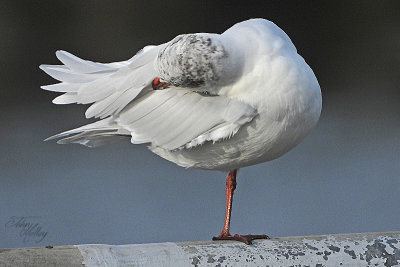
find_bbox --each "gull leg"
[212,169,269,245]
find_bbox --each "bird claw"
[212,234,269,245]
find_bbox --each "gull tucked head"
[155,33,229,90]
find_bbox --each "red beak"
[152,77,170,90]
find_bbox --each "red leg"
[212,169,269,245]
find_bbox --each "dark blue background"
[1,1,399,248]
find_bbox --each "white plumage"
[41,18,322,172]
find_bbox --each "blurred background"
[1,1,399,248]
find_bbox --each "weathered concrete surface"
[178,232,400,266]
[0,245,84,267]
[1,232,399,266]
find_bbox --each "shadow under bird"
[40,18,322,245]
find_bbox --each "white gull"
[40,18,322,244]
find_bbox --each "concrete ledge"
[0,245,84,267]
[1,232,399,266]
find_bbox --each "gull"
[40,18,322,245]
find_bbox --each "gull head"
[155,33,236,93]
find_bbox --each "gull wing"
[41,45,257,150]
[40,45,162,119]
[50,88,257,150]
[115,88,257,150]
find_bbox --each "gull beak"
[152,77,170,90]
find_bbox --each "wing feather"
[41,83,81,92]
[55,50,115,73]
[116,88,257,150]
[39,64,106,83]
[40,45,162,119]
[52,92,78,104]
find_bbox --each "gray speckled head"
[155,34,228,89]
